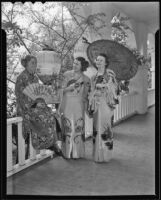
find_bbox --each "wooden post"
[7,124,13,172]
[18,120,25,166]
[30,133,36,161]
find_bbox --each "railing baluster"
[18,120,25,166]
[121,96,125,118]
[30,133,36,161]
[131,95,133,114]
[7,124,13,172]
[133,93,136,112]
[119,97,121,120]
[117,104,119,122]
[131,94,133,113]
[128,95,131,114]
[126,95,128,116]
[124,94,127,117]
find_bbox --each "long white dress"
[84,66,97,137]
[59,70,90,159]
[89,69,119,162]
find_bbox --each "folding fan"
[23,83,61,104]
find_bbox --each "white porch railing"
[7,117,53,177]
[85,91,138,137]
[113,91,138,124]
[7,90,154,177]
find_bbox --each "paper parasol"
[87,40,138,81]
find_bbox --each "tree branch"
[68,10,84,32]
[10,3,15,23]
[7,78,16,84]
[9,60,19,80]
[62,4,65,38]
[2,10,11,22]
[22,36,44,48]
[15,31,31,53]
[62,24,88,60]
[30,8,67,41]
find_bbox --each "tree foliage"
[2,2,106,118]
[111,12,132,46]
[111,12,152,91]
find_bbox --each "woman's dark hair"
[96,53,109,69]
[30,98,46,109]
[76,57,89,72]
[21,55,37,68]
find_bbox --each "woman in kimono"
[15,55,39,158]
[59,57,91,159]
[29,97,64,157]
[88,53,119,163]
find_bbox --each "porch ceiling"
[112,2,159,34]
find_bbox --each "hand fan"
[23,83,60,104]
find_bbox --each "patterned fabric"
[89,69,119,162]
[29,105,60,150]
[15,70,39,140]
[59,70,90,158]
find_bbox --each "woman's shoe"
[47,145,66,159]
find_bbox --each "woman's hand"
[96,83,106,88]
[94,90,102,97]
[64,83,75,92]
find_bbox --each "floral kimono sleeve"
[105,70,119,109]
[15,72,38,114]
[87,75,98,113]
[61,71,70,89]
[90,75,96,92]
[15,75,31,113]
[83,75,91,103]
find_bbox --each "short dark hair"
[30,98,46,108]
[97,53,109,69]
[21,55,37,68]
[76,57,89,72]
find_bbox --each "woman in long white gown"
[59,57,91,159]
[88,53,119,162]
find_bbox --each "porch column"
[130,20,149,114]
[148,33,155,89]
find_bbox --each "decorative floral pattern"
[61,116,85,143]
[89,69,119,114]
[101,123,113,150]
[60,70,90,158]
[90,69,118,162]
[29,106,60,150]
[15,70,39,140]
[61,116,72,142]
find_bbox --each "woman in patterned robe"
[88,53,119,162]
[29,97,63,156]
[15,55,63,157]
[59,57,91,159]
[15,55,39,158]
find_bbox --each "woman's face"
[95,55,106,71]
[73,59,82,72]
[37,101,46,108]
[26,58,37,74]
